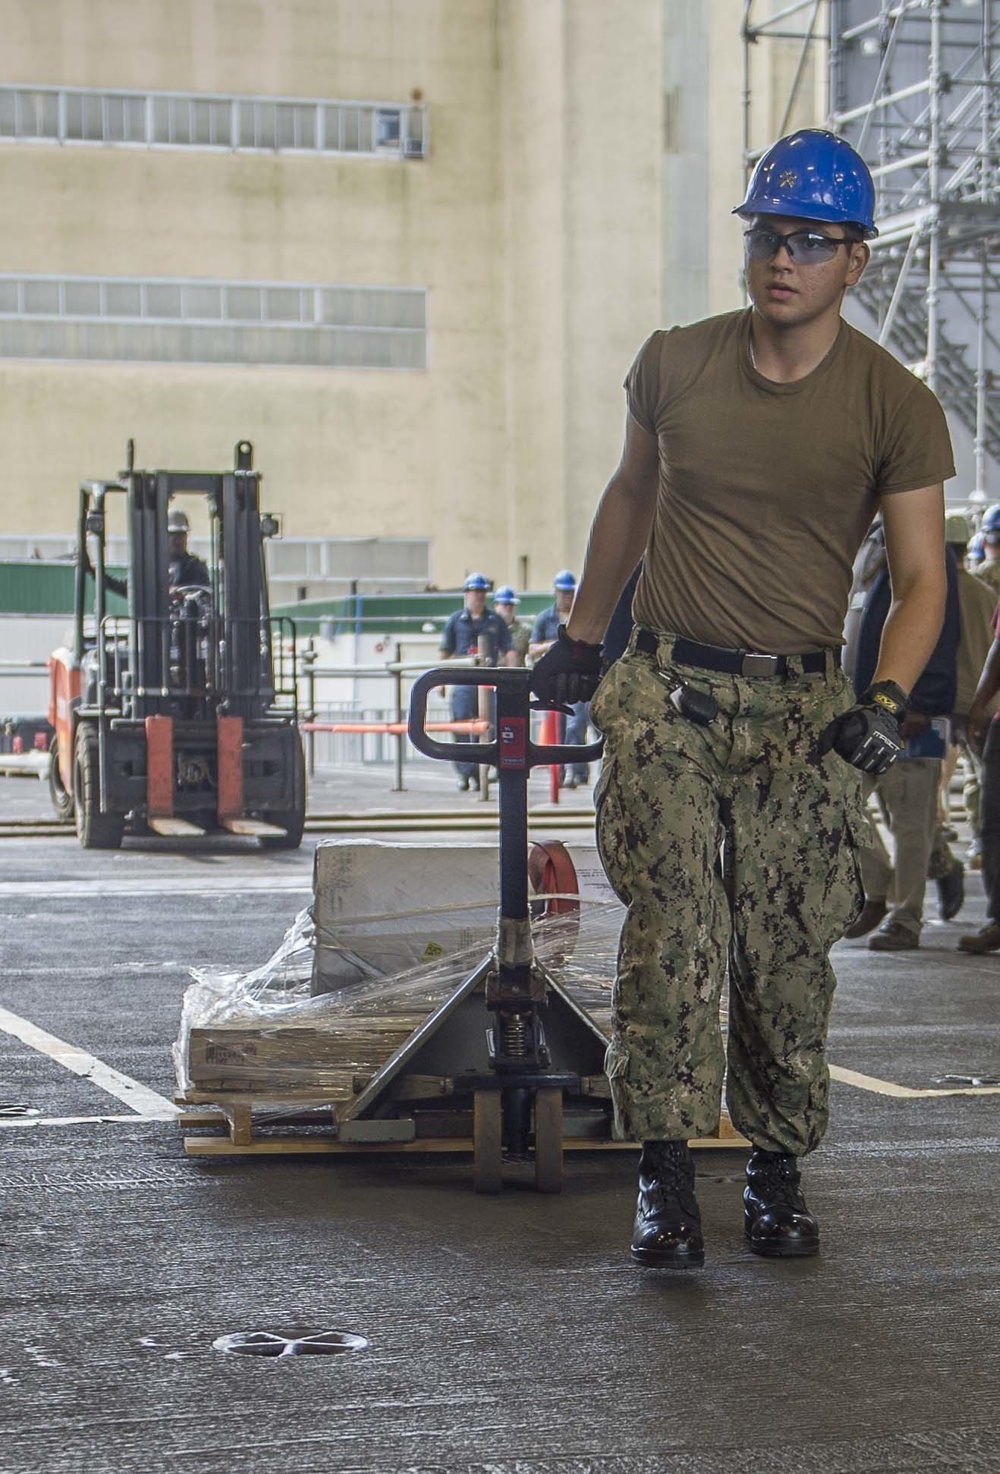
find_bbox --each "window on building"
[0,273,428,370]
[374,108,402,151]
[0,84,427,158]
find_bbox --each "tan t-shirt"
[624,308,955,652]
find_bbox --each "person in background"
[439,573,516,791]
[166,507,210,591]
[967,531,986,571]
[939,513,998,875]
[493,585,531,666]
[845,527,960,949]
[530,570,592,788]
[973,505,1000,598]
[958,602,1000,953]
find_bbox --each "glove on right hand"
[530,625,603,707]
[817,680,907,775]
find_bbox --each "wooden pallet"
[177,1089,748,1157]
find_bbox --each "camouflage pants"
[590,629,869,1156]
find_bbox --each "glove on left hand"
[817,679,907,775]
[530,625,603,706]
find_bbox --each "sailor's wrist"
[562,621,603,649]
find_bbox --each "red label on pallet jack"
[498,717,526,768]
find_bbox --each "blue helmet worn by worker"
[980,504,1000,539]
[493,585,519,604]
[553,570,577,591]
[733,128,878,239]
[968,531,986,565]
[463,572,491,591]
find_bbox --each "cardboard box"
[186,1021,421,1096]
[311,841,501,994]
[310,839,620,995]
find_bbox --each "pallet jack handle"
[407,667,604,770]
[409,666,603,923]
[408,667,606,1190]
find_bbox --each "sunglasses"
[744,227,853,265]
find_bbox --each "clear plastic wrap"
[173,897,623,1107]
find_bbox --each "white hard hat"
[167,508,190,533]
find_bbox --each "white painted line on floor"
[0,878,312,898]
[829,1063,1000,1098]
[0,1113,176,1128]
[0,1005,178,1118]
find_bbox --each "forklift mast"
[119,438,273,721]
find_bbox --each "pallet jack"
[339,664,607,1193]
[179,664,746,1166]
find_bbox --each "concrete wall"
[662,0,747,328]
[0,0,751,591]
[499,0,663,586]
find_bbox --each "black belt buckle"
[742,652,782,678]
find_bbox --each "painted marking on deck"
[0,877,312,898]
[0,1005,178,1119]
[0,1114,175,1128]
[829,1063,1000,1098]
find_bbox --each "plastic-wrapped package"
[310,841,501,989]
[173,896,624,1106]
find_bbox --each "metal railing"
[0,641,580,796]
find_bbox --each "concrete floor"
[2,763,1000,1473]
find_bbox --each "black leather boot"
[743,1149,819,1258]
[631,1139,705,1268]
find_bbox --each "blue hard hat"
[553,569,577,591]
[493,584,519,604]
[734,129,878,239]
[463,571,491,591]
[981,504,1000,538]
[969,531,986,564]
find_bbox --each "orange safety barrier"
[539,707,562,804]
[301,719,490,735]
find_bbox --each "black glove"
[530,625,604,706]
[817,680,907,775]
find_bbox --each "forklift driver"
[167,508,210,593]
[84,507,210,599]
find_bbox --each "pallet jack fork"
[389,666,608,1192]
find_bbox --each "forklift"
[48,440,305,850]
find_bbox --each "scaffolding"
[742,0,1000,502]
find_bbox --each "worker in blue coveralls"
[439,573,517,790]
[530,570,592,789]
[531,128,953,1270]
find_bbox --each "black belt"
[635,627,840,679]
